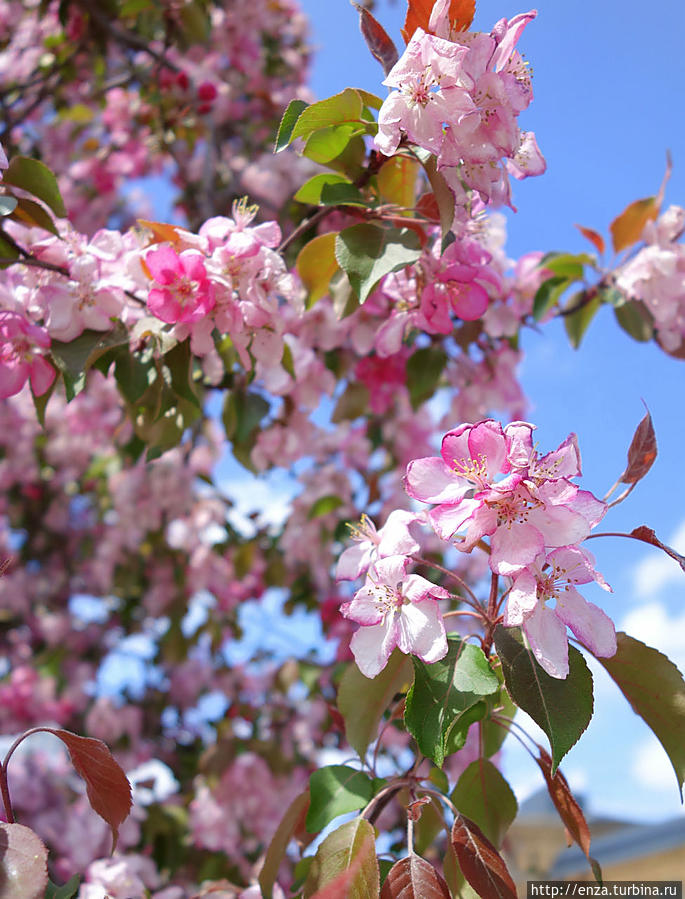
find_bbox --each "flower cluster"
[339,420,616,679]
[375,6,545,209]
[616,205,685,354]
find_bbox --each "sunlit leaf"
[303,817,379,898]
[335,223,422,303]
[575,223,605,255]
[259,791,310,899]
[2,156,66,218]
[338,649,412,759]
[451,760,518,848]
[306,766,380,832]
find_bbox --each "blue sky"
[281,0,685,824]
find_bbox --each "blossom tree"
[0,0,684,897]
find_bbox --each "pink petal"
[401,574,449,604]
[490,522,543,575]
[336,543,373,582]
[504,569,538,626]
[522,603,570,679]
[377,510,421,558]
[340,589,384,626]
[371,554,410,588]
[396,601,447,664]
[28,356,56,397]
[404,456,469,504]
[554,589,617,659]
[452,282,489,321]
[350,619,398,678]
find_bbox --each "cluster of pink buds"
[338,420,617,679]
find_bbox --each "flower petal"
[522,603,570,679]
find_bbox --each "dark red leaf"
[352,2,399,76]
[629,527,685,574]
[380,854,450,898]
[621,409,657,484]
[535,746,591,857]
[0,822,49,899]
[450,814,517,899]
[49,729,132,850]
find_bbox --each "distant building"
[505,787,685,888]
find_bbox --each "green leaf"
[306,766,380,833]
[532,276,571,321]
[335,223,422,304]
[178,0,211,44]
[405,637,499,767]
[596,632,685,799]
[303,817,379,898]
[3,156,66,217]
[45,875,81,898]
[163,339,200,409]
[50,324,130,401]
[0,233,20,267]
[494,625,593,772]
[451,760,518,848]
[10,197,59,235]
[331,381,370,423]
[275,99,309,152]
[294,173,366,207]
[613,299,654,342]
[0,195,18,216]
[338,649,412,759]
[539,252,594,278]
[307,494,344,519]
[407,346,448,410]
[289,89,365,148]
[481,686,517,758]
[259,790,310,899]
[303,125,365,166]
[563,290,601,348]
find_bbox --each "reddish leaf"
[629,526,685,572]
[575,224,605,256]
[535,746,591,857]
[380,854,450,898]
[352,2,399,76]
[621,409,657,484]
[0,822,49,899]
[450,814,517,899]
[49,729,132,850]
[401,0,475,44]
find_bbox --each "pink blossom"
[376,28,473,158]
[341,555,449,678]
[504,546,616,677]
[145,245,215,324]
[405,420,606,575]
[336,511,422,581]
[0,310,55,398]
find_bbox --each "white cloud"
[633,519,685,599]
[631,734,679,792]
[619,601,685,674]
